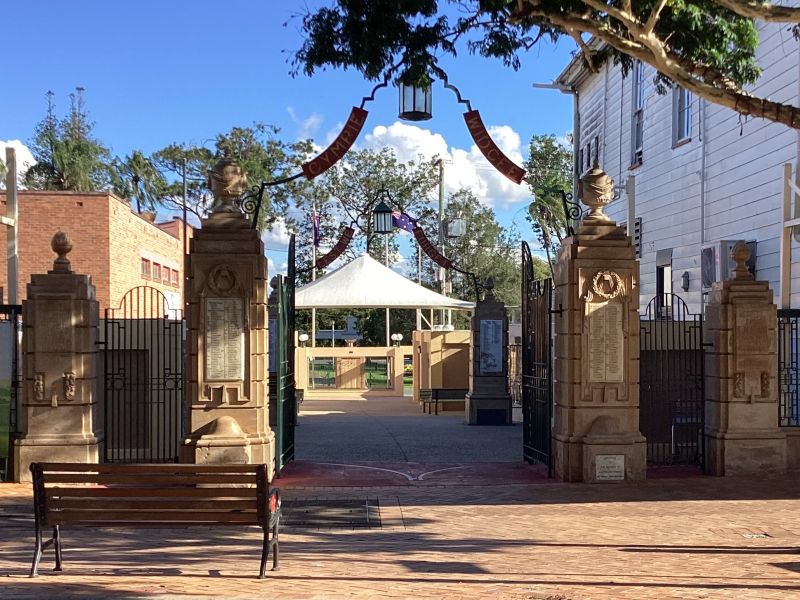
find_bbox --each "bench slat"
[49,498,258,511]
[37,463,261,474]
[46,486,257,498]
[49,509,262,525]
[42,473,257,485]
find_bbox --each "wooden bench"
[29,462,281,578]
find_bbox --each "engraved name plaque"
[735,306,770,354]
[479,319,503,374]
[205,298,244,380]
[587,301,624,382]
[595,454,625,481]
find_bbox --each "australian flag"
[391,209,416,233]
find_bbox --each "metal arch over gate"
[521,242,553,474]
[275,235,297,475]
[639,294,705,468]
[103,286,184,463]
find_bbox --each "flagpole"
[311,201,317,348]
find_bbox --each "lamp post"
[390,333,403,347]
[372,190,395,347]
[398,82,432,121]
[298,333,309,347]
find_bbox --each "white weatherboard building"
[554,21,800,314]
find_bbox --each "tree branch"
[645,0,669,34]
[567,28,599,72]
[713,0,800,23]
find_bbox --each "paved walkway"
[1,396,799,599]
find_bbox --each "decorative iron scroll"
[561,190,582,236]
[302,107,369,180]
[463,110,526,184]
[413,226,452,269]
[315,227,355,269]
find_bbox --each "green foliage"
[357,308,417,346]
[524,134,572,269]
[294,1,761,98]
[111,150,167,213]
[24,89,112,192]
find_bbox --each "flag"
[312,209,320,247]
[391,209,415,233]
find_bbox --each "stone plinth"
[13,233,102,482]
[552,168,645,482]
[465,280,512,425]
[705,243,786,476]
[181,159,273,477]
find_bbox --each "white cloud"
[262,217,292,250]
[361,121,530,209]
[0,140,36,182]
[287,107,324,140]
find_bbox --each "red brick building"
[0,191,192,312]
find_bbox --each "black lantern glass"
[373,199,394,234]
[398,82,432,121]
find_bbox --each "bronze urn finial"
[208,152,247,211]
[579,160,616,224]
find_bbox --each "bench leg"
[30,523,43,578]
[258,527,269,579]
[271,517,280,571]
[53,526,63,572]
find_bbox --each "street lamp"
[298,333,309,347]
[445,215,467,239]
[398,82,432,121]
[372,193,394,235]
[390,333,403,347]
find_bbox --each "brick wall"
[0,191,190,313]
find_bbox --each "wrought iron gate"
[521,242,553,474]
[778,309,800,426]
[275,235,296,475]
[103,287,184,463]
[640,294,704,467]
[0,304,22,481]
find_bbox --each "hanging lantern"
[398,82,432,121]
[373,196,394,234]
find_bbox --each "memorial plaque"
[586,301,624,382]
[36,302,71,353]
[595,454,625,481]
[479,319,503,374]
[735,307,770,354]
[205,298,244,380]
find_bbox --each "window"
[171,269,179,287]
[163,267,171,285]
[152,263,161,281]
[141,258,151,279]
[593,135,600,165]
[631,61,644,166]
[673,87,692,143]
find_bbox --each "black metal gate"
[0,304,22,481]
[521,242,553,474]
[640,294,704,467]
[103,286,184,463]
[778,309,800,426]
[275,235,296,475]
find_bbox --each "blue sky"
[1,1,576,272]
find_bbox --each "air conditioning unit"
[701,240,757,289]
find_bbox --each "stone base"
[14,437,101,483]
[706,430,787,477]
[553,433,646,483]
[465,393,512,425]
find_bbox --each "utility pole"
[2,147,19,305]
[436,158,446,326]
[385,233,391,347]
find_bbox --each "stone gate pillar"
[181,155,274,477]
[13,233,101,481]
[552,163,646,482]
[465,278,512,425]
[705,242,786,476]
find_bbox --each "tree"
[152,123,316,229]
[524,134,572,272]
[111,150,167,213]
[24,89,112,191]
[294,1,800,130]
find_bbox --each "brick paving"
[2,475,800,599]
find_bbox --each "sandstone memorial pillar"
[13,233,101,481]
[552,162,646,482]
[181,154,274,476]
[705,242,786,476]
[465,278,513,425]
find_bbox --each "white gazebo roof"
[295,254,474,310]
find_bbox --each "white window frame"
[673,87,692,144]
[631,61,644,166]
